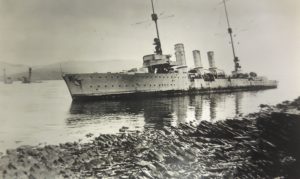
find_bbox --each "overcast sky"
[0,0,299,81]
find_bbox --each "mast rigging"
[222,0,241,73]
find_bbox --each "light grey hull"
[63,73,277,100]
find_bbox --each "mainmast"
[3,68,6,83]
[222,0,241,73]
[150,0,162,55]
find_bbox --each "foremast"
[143,0,174,73]
[150,0,162,55]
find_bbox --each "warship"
[63,0,277,101]
[2,68,13,84]
[21,67,32,84]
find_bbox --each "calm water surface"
[0,80,299,152]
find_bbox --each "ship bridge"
[143,54,178,73]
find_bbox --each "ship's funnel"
[193,50,203,68]
[28,67,32,82]
[207,51,216,70]
[175,44,186,66]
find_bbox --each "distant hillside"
[2,60,141,81]
[0,61,27,74]
[0,61,29,81]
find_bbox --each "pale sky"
[0,0,299,82]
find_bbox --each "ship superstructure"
[63,0,277,100]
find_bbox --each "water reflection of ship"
[235,92,243,115]
[190,93,230,122]
[69,92,244,128]
[189,95,204,121]
[68,97,189,128]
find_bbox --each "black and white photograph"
[0,0,299,178]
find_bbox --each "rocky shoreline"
[0,97,300,179]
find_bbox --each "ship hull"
[69,86,276,101]
[63,73,277,101]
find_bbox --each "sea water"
[0,80,299,152]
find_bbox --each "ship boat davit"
[63,0,277,101]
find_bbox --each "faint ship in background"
[20,67,42,84]
[63,0,277,101]
[21,67,32,84]
[2,68,13,84]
